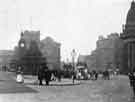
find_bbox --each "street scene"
[0,71,133,102]
[0,0,135,102]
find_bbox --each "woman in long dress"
[16,66,24,83]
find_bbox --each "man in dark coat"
[44,68,51,85]
[41,63,51,86]
[38,66,44,85]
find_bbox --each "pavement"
[0,72,37,94]
[0,72,133,102]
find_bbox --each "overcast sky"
[0,0,133,61]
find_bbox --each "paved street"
[0,72,133,102]
[0,72,36,94]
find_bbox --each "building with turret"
[120,1,135,73]
[13,30,61,74]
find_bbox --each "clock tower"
[18,32,26,58]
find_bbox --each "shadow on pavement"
[24,82,80,86]
[49,83,80,86]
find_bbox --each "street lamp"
[71,49,77,84]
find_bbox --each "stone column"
[128,42,131,70]
[128,41,135,71]
[131,42,135,71]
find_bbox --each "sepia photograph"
[0,0,134,102]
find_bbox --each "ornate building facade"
[120,1,135,73]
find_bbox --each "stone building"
[0,50,14,70]
[95,33,123,71]
[13,30,61,74]
[40,37,61,70]
[77,54,96,71]
[120,1,135,73]
[79,33,123,72]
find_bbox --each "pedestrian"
[42,63,51,86]
[57,70,62,82]
[132,72,135,96]
[72,71,76,84]
[37,66,44,85]
[16,66,24,83]
[95,72,98,80]
[44,68,51,85]
[128,72,133,87]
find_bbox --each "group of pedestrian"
[38,63,51,86]
[15,63,52,86]
[90,70,98,80]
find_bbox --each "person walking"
[95,71,98,80]
[44,68,51,85]
[72,71,76,84]
[37,66,44,85]
[128,72,133,88]
[42,63,51,86]
[132,72,135,96]
[16,66,24,83]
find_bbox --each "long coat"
[44,69,51,81]
[38,68,44,80]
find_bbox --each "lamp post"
[71,49,76,84]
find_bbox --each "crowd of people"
[76,69,116,80]
[15,65,117,85]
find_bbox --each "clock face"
[20,43,25,47]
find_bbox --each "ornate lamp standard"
[71,49,77,84]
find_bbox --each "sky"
[0,0,133,61]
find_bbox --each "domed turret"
[126,1,135,25]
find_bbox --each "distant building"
[77,54,96,71]
[95,33,123,71]
[79,33,123,72]
[0,50,14,69]
[40,37,61,70]
[13,30,61,74]
[77,55,87,63]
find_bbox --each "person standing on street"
[44,68,51,86]
[37,66,44,85]
[16,66,24,83]
[132,71,135,96]
[128,71,133,88]
[43,63,51,86]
